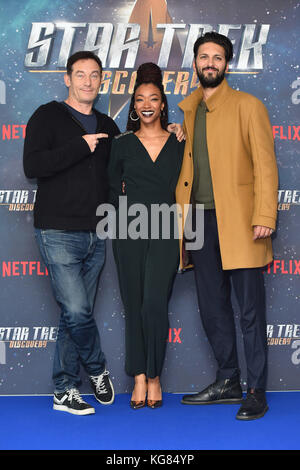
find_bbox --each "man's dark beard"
[197,67,226,89]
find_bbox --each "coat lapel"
[178,86,203,146]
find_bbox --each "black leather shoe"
[236,389,268,420]
[181,378,243,405]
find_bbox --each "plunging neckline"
[133,132,172,164]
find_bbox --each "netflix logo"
[264,260,300,275]
[1,124,26,140]
[167,328,182,343]
[272,125,300,141]
[1,261,48,277]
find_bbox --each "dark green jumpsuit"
[108,131,184,378]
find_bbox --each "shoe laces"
[90,370,109,394]
[67,388,86,404]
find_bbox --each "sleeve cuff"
[251,215,276,230]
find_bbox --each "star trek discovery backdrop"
[0,0,299,394]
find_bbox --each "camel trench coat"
[176,78,278,271]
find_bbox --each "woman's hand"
[167,123,185,142]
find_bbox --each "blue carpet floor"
[0,392,299,451]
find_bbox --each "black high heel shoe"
[130,383,147,409]
[147,398,162,409]
[130,399,146,410]
[147,383,163,409]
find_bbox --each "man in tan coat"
[177,32,278,420]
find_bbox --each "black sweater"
[23,101,120,230]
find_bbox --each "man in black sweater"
[23,51,120,415]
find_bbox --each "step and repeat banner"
[0,0,299,395]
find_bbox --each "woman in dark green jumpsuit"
[108,63,184,408]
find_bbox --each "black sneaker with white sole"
[53,388,95,416]
[90,369,115,405]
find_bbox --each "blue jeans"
[34,229,106,393]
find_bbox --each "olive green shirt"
[192,100,215,209]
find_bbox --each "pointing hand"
[83,133,108,152]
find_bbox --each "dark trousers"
[113,236,179,379]
[191,210,267,390]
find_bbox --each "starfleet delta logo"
[24,0,271,119]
